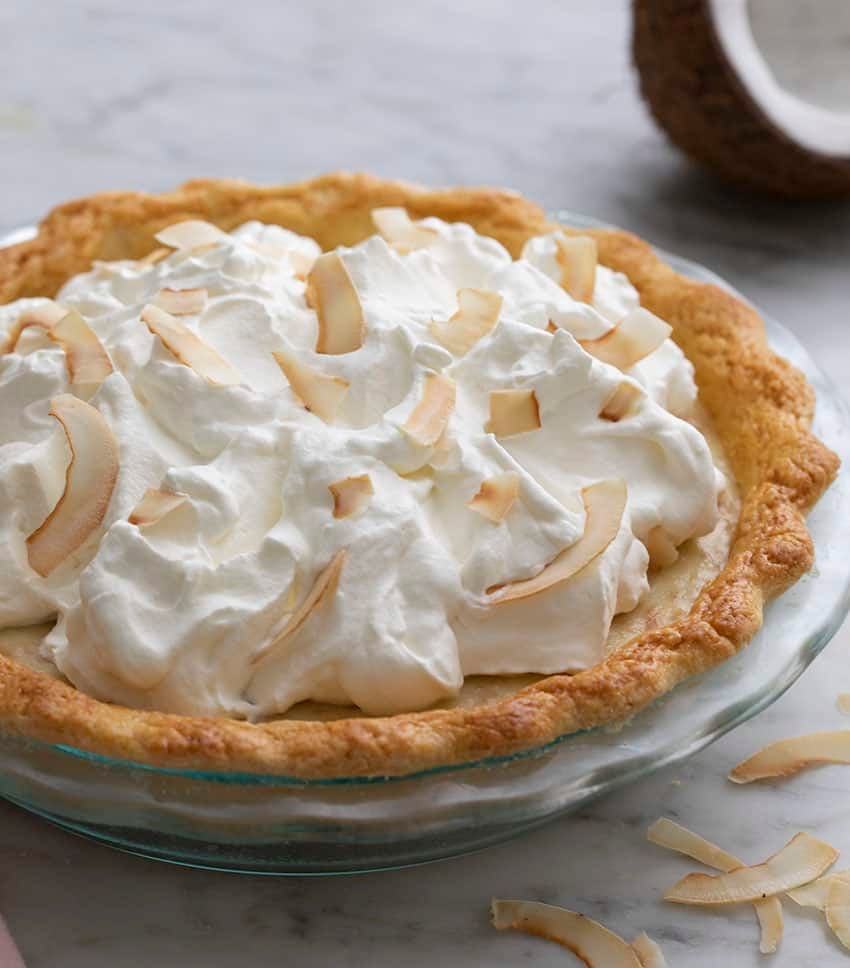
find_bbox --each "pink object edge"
[0,915,25,968]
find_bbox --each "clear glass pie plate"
[0,214,848,876]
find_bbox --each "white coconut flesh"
[712,0,850,158]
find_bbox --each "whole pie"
[0,173,838,778]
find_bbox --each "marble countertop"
[3,1,850,964]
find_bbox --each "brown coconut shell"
[633,0,850,198]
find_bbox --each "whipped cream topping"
[0,219,720,717]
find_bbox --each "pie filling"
[0,213,722,719]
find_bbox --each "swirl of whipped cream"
[0,217,720,717]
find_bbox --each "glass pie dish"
[0,214,847,876]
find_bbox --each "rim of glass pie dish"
[2,212,849,794]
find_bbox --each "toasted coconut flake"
[826,879,850,950]
[1,302,67,355]
[190,242,219,256]
[600,381,642,422]
[467,472,520,524]
[289,249,316,279]
[154,220,226,251]
[580,309,672,371]
[26,395,119,577]
[644,526,679,570]
[648,817,743,871]
[485,389,541,437]
[246,241,281,259]
[272,350,349,422]
[91,259,125,277]
[555,234,597,303]
[729,730,850,783]
[402,373,456,447]
[787,870,850,909]
[154,287,208,316]
[136,246,170,267]
[329,474,374,519]
[664,832,838,906]
[647,818,783,953]
[306,253,366,355]
[755,899,786,955]
[372,206,438,254]
[49,310,114,399]
[838,694,850,715]
[488,479,626,604]
[128,488,189,528]
[430,288,502,356]
[630,933,668,968]
[141,304,241,386]
[430,424,455,466]
[491,899,641,967]
[251,550,346,665]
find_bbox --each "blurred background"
[2,0,848,385]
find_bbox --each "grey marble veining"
[2,1,850,965]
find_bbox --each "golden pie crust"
[0,172,838,778]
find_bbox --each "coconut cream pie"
[0,173,838,777]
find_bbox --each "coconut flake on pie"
[272,349,349,422]
[306,253,367,354]
[430,288,502,356]
[466,472,520,524]
[328,474,374,519]
[154,219,227,251]
[136,247,170,268]
[25,395,120,578]
[402,372,457,446]
[554,233,597,303]
[154,287,208,316]
[485,388,541,437]
[250,549,346,666]
[371,207,437,254]
[49,309,114,400]
[487,479,627,604]
[128,488,189,528]
[580,308,672,371]
[141,304,242,386]
[599,380,643,422]
[0,301,67,355]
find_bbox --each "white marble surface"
[3,1,850,965]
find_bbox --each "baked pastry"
[0,173,837,778]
